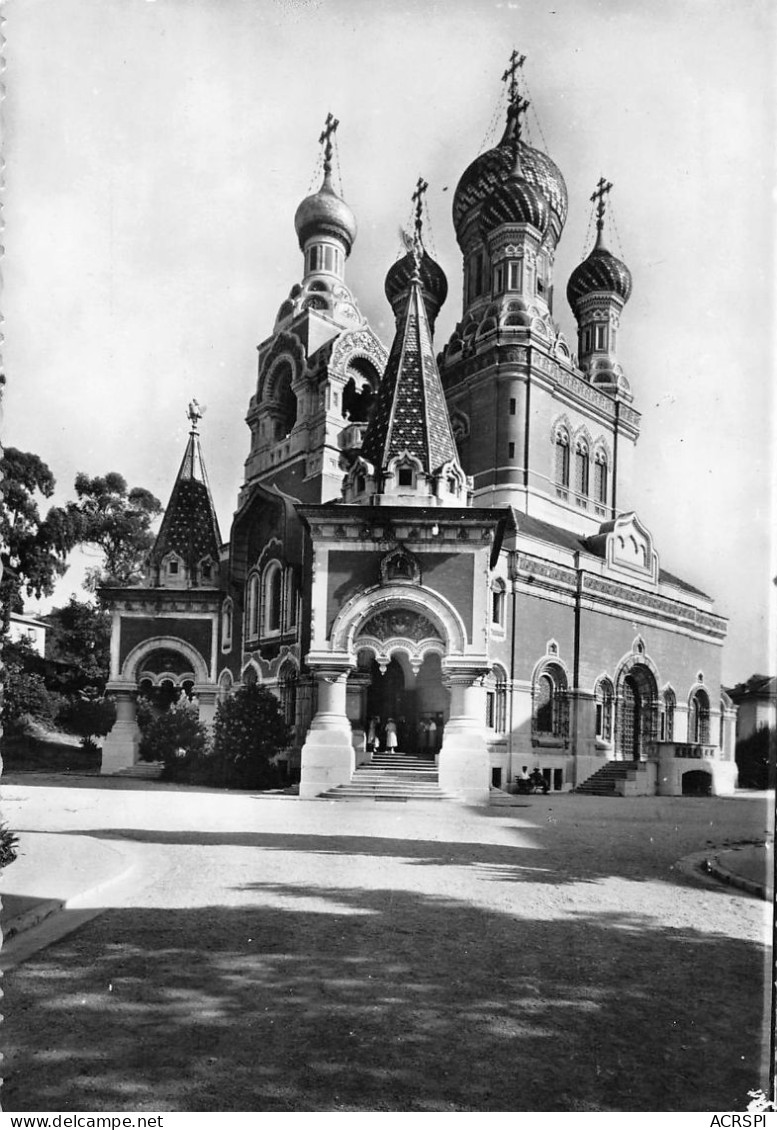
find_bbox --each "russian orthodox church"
[101,61,737,802]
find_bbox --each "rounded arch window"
[263,562,283,635]
[533,663,568,737]
[595,678,614,742]
[269,360,297,438]
[342,357,380,423]
[554,429,570,489]
[689,688,711,745]
[246,574,260,640]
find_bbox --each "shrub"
[137,696,209,777]
[58,691,117,748]
[210,684,290,790]
[2,666,59,735]
[735,725,777,789]
[0,823,19,869]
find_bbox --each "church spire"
[345,266,469,508]
[294,113,357,276]
[147,401,222,587]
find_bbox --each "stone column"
[346,673,371,765]
[438,663,491,805]
[195,688,218,730]
[299,658,355,798]
[101,686,140,775]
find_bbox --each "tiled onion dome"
[294,172,357,255]
[480,170,550,238]
[566,243,633,311]
[453,131,567,247]
[384,249,448,328]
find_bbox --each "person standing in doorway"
[385,718,398,752]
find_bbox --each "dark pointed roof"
[361,271,459,476]
[149,426,222,572]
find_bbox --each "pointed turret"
[147,401,222,587]
[343,254,470,508]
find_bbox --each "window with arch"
[278,662,298,729]
[269,360,297,439]
[263,562,283,636]
[491,579,507,629]
[221,598,233,653]
[689,688,710,744]
[595,678,614,742]
[575,439,589,499]
[594,450,608,507]
[554,429,570,492]
[533,664,568,739]
[485,666,507,734]
[246,574,260,641]
[660,689,676,741]
[397,463,415,488]
[285,567,297,629]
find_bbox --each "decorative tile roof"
[150,430,222,571]
[361,274,460,476]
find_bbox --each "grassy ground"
[0,732,101,774]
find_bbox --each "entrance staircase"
[317,752,450,801]
[575,760,641,796]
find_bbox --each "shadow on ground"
[2,882,767,1112]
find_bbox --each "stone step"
[113,763,165,780]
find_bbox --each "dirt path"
[1,786,771,1112]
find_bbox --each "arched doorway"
[617,663,658,761]
[358,651,448,757]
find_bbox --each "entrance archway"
[357,650,448,757]
[616,662,658,761]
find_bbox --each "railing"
[648,741,717,761]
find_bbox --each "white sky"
[2,0,774,685]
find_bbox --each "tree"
[0,448,77,632]
[1,637,60,735]
[137,696,209,777]
[45,597,111,692]
[210,684,290,790]
[66,472,163,588]
[58,690,117,750]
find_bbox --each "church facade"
[101,65,737,802]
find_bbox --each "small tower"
[343,186,470,508]
[146,400,222,588]
[567,178,633,398]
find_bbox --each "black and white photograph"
[0,0,773,1116]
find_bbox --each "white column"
[196,688,219,730]
[438,663,491,805]
[299,659,355,798]
[101,686,140,774]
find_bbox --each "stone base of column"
[299,725,355,799]
[101,721,140,775]
[438,728,491,805]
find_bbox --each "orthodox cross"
[187,399,203,432]
[591,176,613,232]
[508,94,530,162]
[502,48,526,104]
[412,176,428,243]
[319,112,339,176]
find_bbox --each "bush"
[58,691,117,748]
[736,725,777,789]
[137,696,209,778]
[0,823,19,869]
[2,666,59,735]
[209,684,290,790]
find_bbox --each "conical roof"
[361,269,459,476]
[149,422,222,575]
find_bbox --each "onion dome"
[385,248,448,328]
[567,239,632,310]
[294,171,357,256]
[480,169,550,238]
[453,127,567,248]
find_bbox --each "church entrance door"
[365,657,416,754]
[617,664,658,761]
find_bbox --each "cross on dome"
[319,112,340,177]
[591,176,613,232]
[412,176,428,243]
[502,48,526,104]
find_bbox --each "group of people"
[366,714,442,756]
[515,765,550,795]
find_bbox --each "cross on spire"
[319,112,339,176]
[507,94,530,161]
[502,49,526,105]
[591,176,613,232]
[412,176,428,242]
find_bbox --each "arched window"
[285,567,297,629]
[269,360,297,438]
[278,662,298,729]
[594,450,608,506]
[533,664,568,739]
[221,598,233,653]
[263,562,283,635]
[595,678,614,742]
[661,689,676,741]
[575,439,589,498]
[555,429,570,492]
[246,574,260,641]
[491,579,506,629]
[485,666,507,734]
[689,688,710,744]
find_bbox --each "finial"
[319,112,340,178]
[187,399,203,433]
[412,176,428,246]
[502,48,526,106]
[591,176,613,245]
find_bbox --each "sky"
[2,0,774,686]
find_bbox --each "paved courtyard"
[0,778,771,1112]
